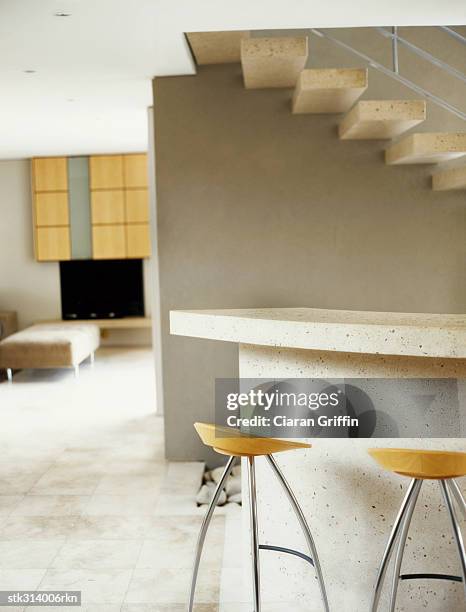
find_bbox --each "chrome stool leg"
[188,455,236,612]
[441,480,466,601]
[448,479,466,520]
[389,480,423,612]
[266,454,330,612]
[248,457,261,612]
[370,478,421,612]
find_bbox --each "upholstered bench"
[0,323,100,382]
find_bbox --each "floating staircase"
[241,36,308,89]
[187,32,466,191]
[186,31,251,65]
[339,100,426,140]
[385,133,466,165]
[432,164,466,190]
[292,68,368,114]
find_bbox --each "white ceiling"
[1,0,465,159]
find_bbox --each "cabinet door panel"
[124,154,148,188]
[125,189,149,223]
[91,190,125,224]
[92,224,126,259]
[126,223,151,258]
[33,157,68,191]
[34,192,69,226]
[36,227,71,261]
[89,155,124,189]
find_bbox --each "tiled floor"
[0,347,243,611]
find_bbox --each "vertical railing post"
[392,26,399,74]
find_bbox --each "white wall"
[0,159,152,344]
[0,160,61,328]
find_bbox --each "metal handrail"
[310,28,466,123]
[377,27,466,84]
[439,26,466,46]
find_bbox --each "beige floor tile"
[0,495,23,516]
[220,605,309,612]
[0,568,46,590]
[0,516,80,539]
[69,515,160,540]
[160,462,205,495]
[0,471,47,495]
[38,568,133,604]
[138,515,224,569]
[51,539,143,569]
[219,568,248,604]
[122,605,218,612]
[125,567,221,604]
[0,540,64,569]
[93,472,165,495]
[154,493,204,516]
[29,467,101,496]
[11,495,91,517]
[84,493,160,516]
[222,512,242,569]
[27,607,121,612]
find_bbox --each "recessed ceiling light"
[54,12,71,17]
[67,98,75,102]
[24,69,36,74]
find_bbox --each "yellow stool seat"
[194,422,311,457]
[369,448,466,480]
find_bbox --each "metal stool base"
[371,478,466,611]
[188,453,329,612]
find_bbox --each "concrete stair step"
[241,36,308,89]
[339,99,426,140]
[292,68,368,114]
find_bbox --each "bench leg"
[6,369,12,383]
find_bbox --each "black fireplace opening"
[60,259,145,320]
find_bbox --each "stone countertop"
[170,307,466,359]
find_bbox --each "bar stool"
[368,448,466,611]
[189,423,329,612]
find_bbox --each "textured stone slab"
[292,68,367,114]
[339,99,426,139]
[170,307,466,359]
[241,36,308,89]
[432,163,466,190]
[386,132,466,164]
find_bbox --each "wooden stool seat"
[369,448,466,480]
[194,422,312,457]
[189,423,329,612]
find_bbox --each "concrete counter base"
[239,343,466,611]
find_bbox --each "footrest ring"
[259,544,314,567]
[400,573,463,583]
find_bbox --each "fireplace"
[59,259,145,320]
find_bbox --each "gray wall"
[153,28,466,464]
[0,159,152,344]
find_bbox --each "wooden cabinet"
[32,157,68,191]
[32,153,151,262]
[126,224,151,258]
[89,155,124,189]
[32,157,70,261]
[92,225,126,259]
[125,189,149,223]
[35,227,71,261]
[34,192,70,226]
[91,190,125,224]
[124,154,148,188]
